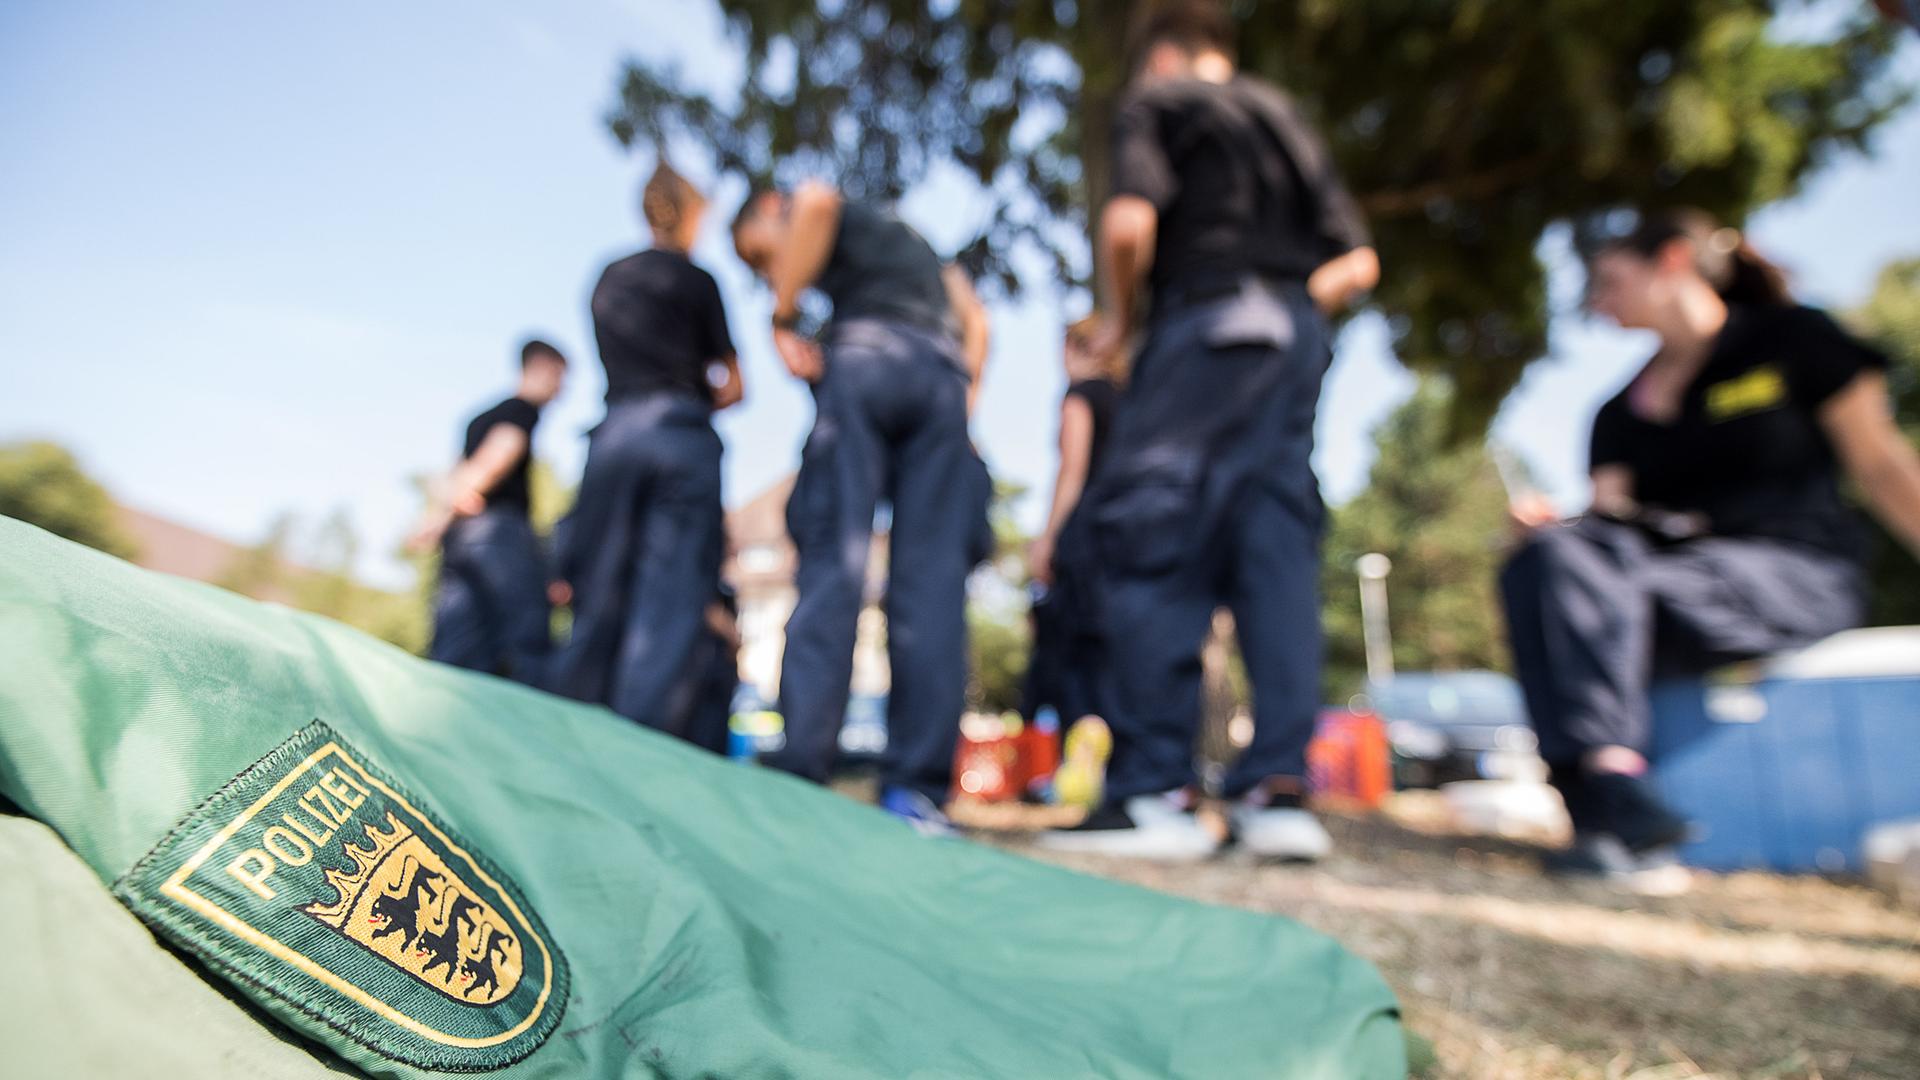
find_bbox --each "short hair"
[1131,0,1237,67]
[730,185,782,237]
[520,338,566,367]
[641,159,705,232]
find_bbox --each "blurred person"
[732,183,985,833]
[1022,316,1122,733]
[410,339,568,684]
[686,581,744,756]
[1503,208,1920,882]
[546,162,744,744]
[1040,1,1378,861]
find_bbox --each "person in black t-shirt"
[1040,2,1378,863]
[1023,316,1122,732]
[545,162,743,744]
[411,338,569,684]
[1502,208,1920,883]
[731,184,988,832]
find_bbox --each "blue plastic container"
[1649,672,1920,873]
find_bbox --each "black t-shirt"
[462,396,539,515]
[814,203,952,333]
[1111,75,1370,305]
[1067,377,1119,481]
[590,249,735,405]
[1589,304,1889,559]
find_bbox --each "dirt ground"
[957,792,1920,1080]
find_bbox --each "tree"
[1848,256,1920,626]
[217,511,430,655]
[608,1,1908,430]
[0,441,138,560]
[1319,380,1513,700]
[214,512,296,598]
[965,476,1036,713]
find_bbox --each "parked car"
[1362,671,1540,789]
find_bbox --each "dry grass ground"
[955,792,1920,1080]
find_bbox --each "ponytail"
[641,159,705,238]
[1604,208,1792,307]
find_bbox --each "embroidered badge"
[115,722,567,1072]
[1705,364,1787,421]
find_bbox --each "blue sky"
[3,3,1917,588]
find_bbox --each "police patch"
[115,722,567,1072]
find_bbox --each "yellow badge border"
[159,740,556,1049]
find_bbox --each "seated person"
[1502,209,1920,881]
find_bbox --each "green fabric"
[0,812,354,1078]
[0,517,1404,1078]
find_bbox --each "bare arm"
[446,425,530,513]
[407,424,528,552]
[1096,195,1158,339]
[1044,396,1096,537]
[1028,396,1095,586]
[1823,370,1920,560]
[943,264,990,414]
[770,181,843,323]
[1307,246,1380,315]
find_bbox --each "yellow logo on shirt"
[1705,365,1787,421]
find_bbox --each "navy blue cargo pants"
[1501,515,1864,766]
[1090,278,1331,803]
[769,318,974,803]
[546,393,725,741]
[430,508,552,685]
[1022,509,1114,727]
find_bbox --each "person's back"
[1042,1,1378,862]
[546,163,742,741]
[812,203,954,335]
[591,247,736,407]
[1115,73,1366,304]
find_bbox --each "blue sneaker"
[879,786,957,838]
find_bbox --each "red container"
[1307,709,1391,810]
[953,723,1059,803]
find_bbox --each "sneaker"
[879,786,957,838]
[1544,833,1692,896]
[1583,771,1691,854]
[1036,791,1219,861]
[1229,789,1333,862]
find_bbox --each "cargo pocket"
[1092,454,1205,577]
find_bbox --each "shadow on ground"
[968,793,1920,1080]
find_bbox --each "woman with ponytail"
[1503,208,1920,886]
[547,160,744,748]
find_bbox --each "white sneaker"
[1231,802,1333,862]
[1036,792,1220,862]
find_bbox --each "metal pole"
[1355,553,1394,683]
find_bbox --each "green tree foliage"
[0,441,139,560]
[966,476,1038,713]
[968,609,1031,714]
[217,511,429,654]
[607,1,1907,429]
[1319,380,1513,700]
[1848,256,1920,626]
